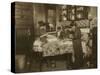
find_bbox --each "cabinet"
[15,2,33,54]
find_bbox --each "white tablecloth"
[41,39,73,57]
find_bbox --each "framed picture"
[11,2,97,73]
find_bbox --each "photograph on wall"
[11,2,97,73]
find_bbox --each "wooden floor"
[30,60,67,72]
[15,54,95,73]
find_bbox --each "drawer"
[15,14,33,20]
[16,28,28,36]
[15,9,33,18]
[15,24,32,29]
[15,2,33,10]
[15,19,33,25]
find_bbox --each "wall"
[33,3,46,37]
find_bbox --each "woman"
[70,21,83,69]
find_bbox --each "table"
[33,39,74,71]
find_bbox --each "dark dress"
[72,27,83,69]
[91,27,97,68]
